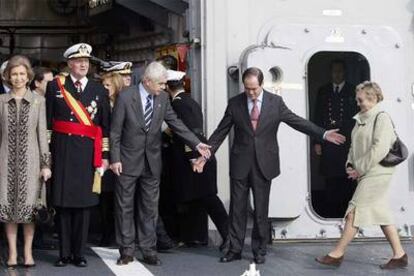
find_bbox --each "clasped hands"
[346,167,359,180]
[109,143,212,176]
[191,143,212,173]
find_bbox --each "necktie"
[334,85,339,94]
[75,80,82,93]
[144,95,153,131]
[250,99,260,131]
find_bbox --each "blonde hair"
[356,81,384,103]
[101,72,124,104]
[3,55,34,87]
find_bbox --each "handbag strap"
[372,111,397,139]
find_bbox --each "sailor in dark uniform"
[314,59,358,218]
[45,43,110,267]
[166,70,229,249]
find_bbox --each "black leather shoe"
[219,252,242,263]
[54,257,72,267]
[116,255,134,265]
[142,255,161,266]
[73,256,87,267]
[254,255,266,264]
[157,240,179,251]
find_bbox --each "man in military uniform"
[46,43,110,267]
[314,59,358,218]
[166,70,229,249]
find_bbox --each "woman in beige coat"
[316,81,408,269]
[0,55,51,268]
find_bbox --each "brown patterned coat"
[0,90,50,223]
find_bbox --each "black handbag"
[373,112,408,167]
[34,181,56,227]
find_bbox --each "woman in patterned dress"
[0,55,51,267]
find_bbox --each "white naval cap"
[63,43,92,59]
[166,70,185,81]
[101,61,132,75]
[0,60,8,76]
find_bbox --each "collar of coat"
[5,88,35,103]
[353,104,382,125]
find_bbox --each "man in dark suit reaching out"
[194,67,346,264]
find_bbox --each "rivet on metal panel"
[400,206,406,212]
[337,224,344,234]
[361,29,367,35]
[395,43,400,49]
[404,224,409,234]
[304,28,310,33]
[397,97,402,103]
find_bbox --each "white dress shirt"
[247,89,264,114]
[139,83,153,113]
[70,74,88,91]
[332,81,345,93]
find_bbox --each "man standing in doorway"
[314,59,358,218]
[196,67,346,264]
[46,43,111,267]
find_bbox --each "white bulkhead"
[200,0,414,239]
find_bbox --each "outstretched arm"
[207,105,234,154]
[279,98,345,145]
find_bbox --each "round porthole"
[269,66,283,84]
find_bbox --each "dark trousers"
[228,160,271,257]
[99,191,115,245]
[156,217,173,244]
[57,207,90,258]
[176,195,228,244]
[325,176,357,218]
[200,195,229,240]
[115,162,159,257]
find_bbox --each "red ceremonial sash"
[53,77,102,168]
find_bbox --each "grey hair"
[143,61,167,81]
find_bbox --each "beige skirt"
[345,173,394,227]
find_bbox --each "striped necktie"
[144,94,153,131]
